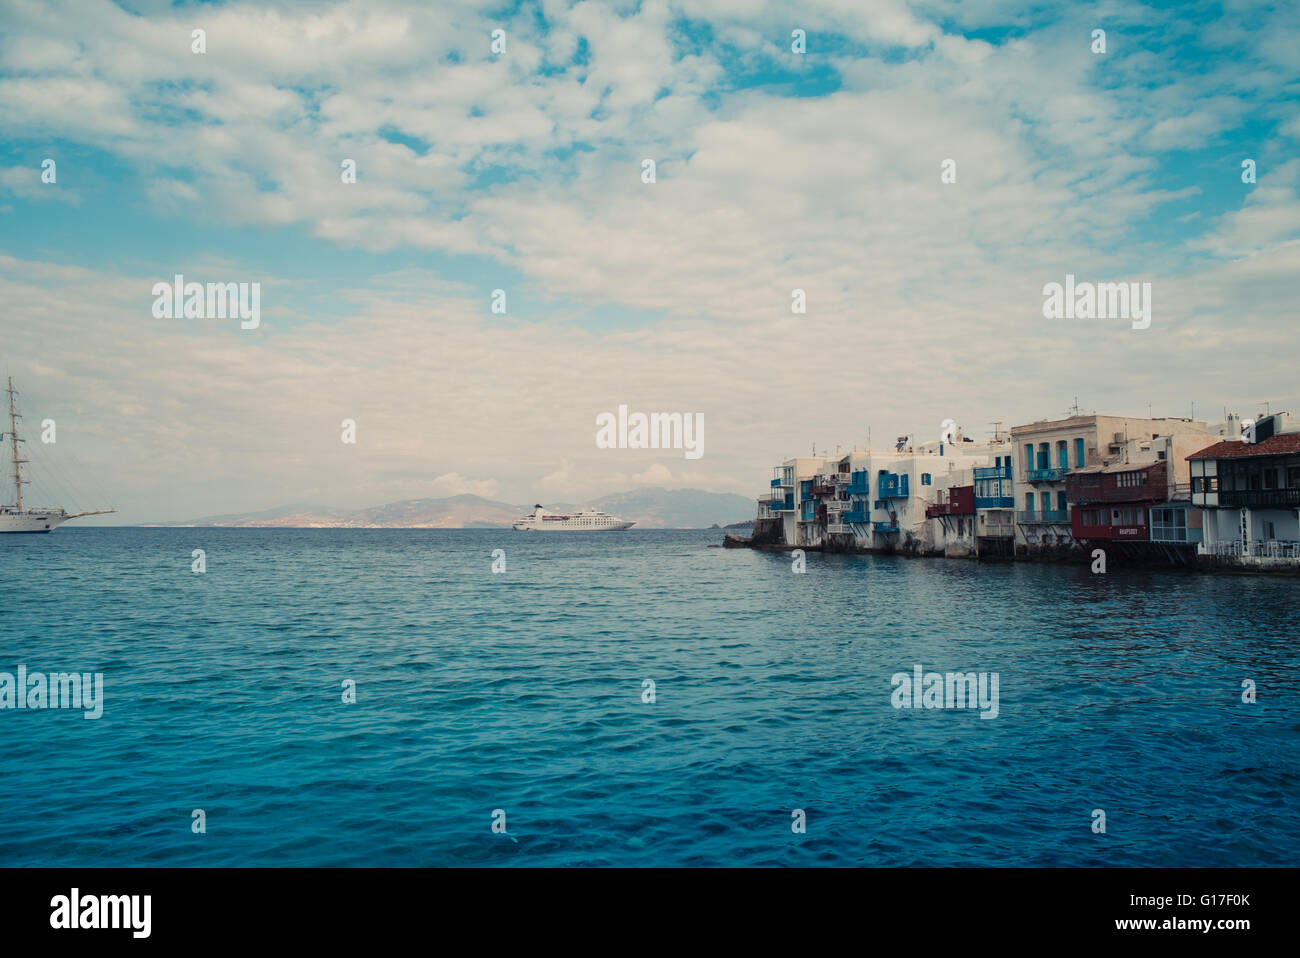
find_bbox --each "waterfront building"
[1009,415,1208,556]
[924,479,976,556]
[972,444,1017,557]
[760,456,829,547]
[1189,412,1300,569]
[826,432,999,552]
[1066,431,1218,564]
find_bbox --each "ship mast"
[7,376,26,512]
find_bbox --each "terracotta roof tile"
[1187,434,1300,460]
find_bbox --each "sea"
[1,528,1297,867]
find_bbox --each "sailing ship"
[512,504,635,531]
[1,377,115,533]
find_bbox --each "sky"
[1,0,1297,523]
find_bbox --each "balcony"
[979,521,1015,538]
[827,523,849,534]
[810,475,837,496]
[873,520,899,533]
[847,472,870,495]
[770,478,781,488]
[771,495,794,512]
[877,473,909,498]
[925,486,974,519]
[1219,488,1300,508]
[1026,467,1067,483]
[973,464,1013,480]
[843,508,869,524]
[1018,509,1069,524]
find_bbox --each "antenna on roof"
[1068,396,1082,417]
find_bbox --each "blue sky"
[0,0,1297,521]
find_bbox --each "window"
[1192,477,1203,493]
[1265,521,1276,539]
[1026,493,1035,512]
[1057,491,1067,511]
[1152,508,1186,541]
[1074,438,1085,468]
[1057,441,1068,469]
[1024,444,1034,473]
[1038,443,1049,469]
[921,473,931,486]
[1288,467,1300,488]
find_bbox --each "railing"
[770,478,781,488]
[826,501,845,514]
[1026,467,1067,483]
[1254,540,1300,558]
[847,473,869,495]
[1220,488,1300,508]
[1205,541,1244,556]
[827,523,849,534]
[973,464,1013,480]
[873,520,899,533]
[975,496,1016,509]
[842,508,869,524]
[980,522,1015,537]
[1208,540,1300,559]
[1018,509,1069,523]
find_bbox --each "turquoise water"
[0,528,1296,866]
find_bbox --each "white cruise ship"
[1,376,115,533]
[512,504,635,531]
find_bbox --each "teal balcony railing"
[1026,467,1066,483]
[1018,509,1068,523]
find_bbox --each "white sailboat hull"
[0,511,70,533]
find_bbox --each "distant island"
[146,488,758,530]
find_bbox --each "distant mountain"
[152,488,757,529]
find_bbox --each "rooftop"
[1188,434,1300,460]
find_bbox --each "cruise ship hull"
[0,511,70,533]
[512,521,635,531]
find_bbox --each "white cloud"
[0,1,1297,521]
